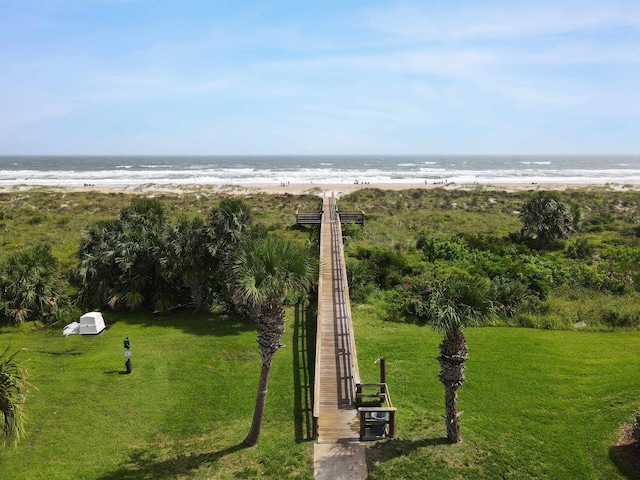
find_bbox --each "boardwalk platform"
[313,195,367,479]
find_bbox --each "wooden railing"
[296,209,323,224]
[334,205,361,390]
[337,210,365,225]
[356,384,397,440]
[311,203,327,437]
[297,208,364,225]
[355,357,396,440]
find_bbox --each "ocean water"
[0,155,639,187]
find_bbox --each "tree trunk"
[243,355,273,446]
[438,329,468,443]
[187,278,205,312]
[444,386,460,443]
[243,300,286,447]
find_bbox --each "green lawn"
[1,307,639,479]
[0,310,315,480]
[354,304,640,479]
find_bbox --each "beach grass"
[0,187,322,266]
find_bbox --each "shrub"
[27,216,44,225]
[386,275,435,323]
[346,259,376,303]
[601,309,640,329]
[418,237,473,262]
[0,244,67,325]
[489,276,537,317]
[349,246,410,289]
[566,238,595,260]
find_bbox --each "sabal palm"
[0,348,29,447]
[429,274,493,443]
[0,245,61,324]
[206,198,253,258]
[207,199,254,309]
[519,192,575,248]
[76,199,173,313]
[159,217,212,311]
[232,236,318,446]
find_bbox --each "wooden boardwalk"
[313,195,367,479]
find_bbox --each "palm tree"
[206,199,253,256]
[159,216,213,311]
[519,192,576,248]
[0,245,63,325]
[75,199,174,313]
[232,236,318,446]
[206,199,255,309]
[428,274,493,443]
[0,348,30,447]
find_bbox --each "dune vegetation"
[1,185,639,479]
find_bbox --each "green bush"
[489,276,539,317]
[418,237,473,262]
[566,238,595,260]
[346,258,376,303]
[386,274,435,323]
[601,309,640,329]
[349,245,410,289]
[0,244,68,325]
[27,216,44,225]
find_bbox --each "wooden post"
[388,410,395,438]
[379,357,386,395]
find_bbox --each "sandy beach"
[2,180,639,197]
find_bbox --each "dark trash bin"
[371,411,388,436]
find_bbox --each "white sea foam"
[1,155,639,187]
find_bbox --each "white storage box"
[79,312,106,335]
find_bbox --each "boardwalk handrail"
[312,203,327,436]
[333,205,361,388]
[296,209,323,224]
[337,209,365,225]
[356,383,397,439]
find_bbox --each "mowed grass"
[2,307,639,479]
[0,310,315,480]
[354,304,640,479]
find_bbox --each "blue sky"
[1,0,639,155]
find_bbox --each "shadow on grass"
[609,442,640,479]
[365,437,450,475]
[106,311,256,337]
[103,370,130,375]
[96,442,247,480]
[33,349,83,356]
[293,298,317,443]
